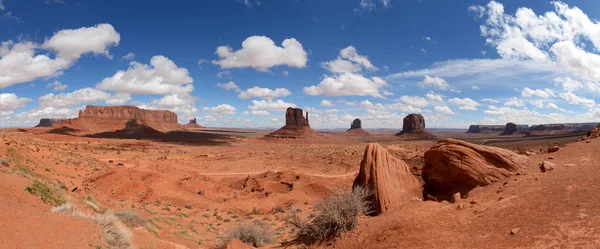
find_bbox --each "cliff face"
[79,105,178,124]
[285,108,309,126]
[266,107,318,139]
[35,118,66,127]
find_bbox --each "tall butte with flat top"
[395,113,434,139]
[265,107,319,139]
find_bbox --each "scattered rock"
[457,203,467,210]
[185,203,192,209]
[423,138,527,199]
[470,200,478,205]
[548,146,560,153]
[108,160,114,163]
[117,163,124,167]
[510,228,520,235]
[450,192,461,203]
[540,160,556,172]
[352,143,422,215]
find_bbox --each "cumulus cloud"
[140,93,197,121]
[122,53,135,60]
[448,97,480,110]
[504,97,525,107]
[248,99,296,112]
[250,110,270,116]
[0,24,119,89]
[217,81,241,92]
[398,95,429,108]
[417,75,453,91]
[355,0,390,13]
[303,73,388,98]
[322,46,376,74]
[46,81,67,91]
[38,87,111,108]
[14,106,79,125]
[0,93,31,114]
[212,36,307,72]
[202,104,236,115]
[521,88,555,98]
[97,55,193,95]
[481,98,500,103]
[426,92,444,103]
[238,86,292,100]
[320,100,333,107]
[434,106,456,115]
[559,92,596,108]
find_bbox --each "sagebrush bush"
[97,212,133,249]
[225,220,274,247]
[114,209,147,228]
[288,186,372,243]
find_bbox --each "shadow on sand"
[50,120,240,146]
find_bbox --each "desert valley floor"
[1,126,599,249]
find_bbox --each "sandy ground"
[0,127,594,248]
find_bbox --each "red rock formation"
[265,107,318,139]
[353,143,422,214]
[51,105,182,134]
[500,122,518,135]
[350,119,362,129]
[585,124,600,140]
[35,118,66,127]
[423,138,527,199]
[396,114,434,139]
[346,118,371,136]
[183,118,203,129]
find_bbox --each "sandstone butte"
[52,105,182,135]
[265,107,319,139]
[353,143,422,215]
[395,113,434,139]
[183,118,203,129]
[346,118,371,136]
[35,118,65,127]
[499,122,519,136]
[423,138,527,199]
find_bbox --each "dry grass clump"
[224,220,274,247]
[288,186,371,243]
[114,209,147,228]
[97,212,133,249]
[24,180,65,206]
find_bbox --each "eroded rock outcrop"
[265,108,318,139]
[51,105,182,135]
[423,138,527,199]
[396,114,434,139]
[500,122,518,135]
[352,143,422,214]
[585,124,600,140]
[183,118,203,129]
[346,118,371,136]
[35,118,65,127]
[466,125,504,133]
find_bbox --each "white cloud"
[553,77,583,92]
[559,91,596,108]
[546,103,565,111]
[122,53,135,60]
[217,81,241,92]
[481,98,500,103]
[386,103,422,113]
[448,97,480,110]
[14,106,79,125]
[38,87,111,108]
[238,86,292,99]
[0,0,4,10]
[434,106,456,115]
[320,100,333,107]
[472,85,480,90]
[521,87,555,98]
[355,0,390,12]
[359,100,385,110]
[1,24,119,89]
[0,93,31,114]
[398,95,429,108]
[212,36,307,72]
[197,59,208,65]
[41,23,120,60]
[426,92,444,103]
[97,55,193,95]
[217,71,232,78]
[339,46,376,71]
[202,104,236,115]
[417,75,452,91]
[468,5,486,18]
[105,93,131,105]
[140,93,197,121]
[46,81,67,91]
[250,110,270,116]
[248,99,296,112]
[303,73,389,98]
[321,46,376,73]
[504,97,525,107]
[381,90,394,96]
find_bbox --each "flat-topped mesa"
[183,117,203,129]
[35,118,66,127]
[285,107,309,126]
[396,114,434,138]
[350,119,362,130]
[500,122,518,135]
[79,105,178,124]
[265,107,318,139]
[466,125,504,133]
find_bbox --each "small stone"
[498,197,504,201]
[510,228,520,235]
[185,203,192,209]
[548,146,560,153]
[470,200,478,205]
[457,203,467,210]
[451,192,461,203]
[117,163,124,167]
[540,160,556,173]
[586,140,591,144]
[108,160,114,163]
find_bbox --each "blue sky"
[2,0,600,129]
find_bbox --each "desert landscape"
[1,105,599,249]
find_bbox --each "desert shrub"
[288,186,371,243]
[24,180,65,206]
[114,210,147,227]
[224,220,274,247]
[97,212,133,249]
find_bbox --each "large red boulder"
[353,143,422,214]
[423,138,527,199]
